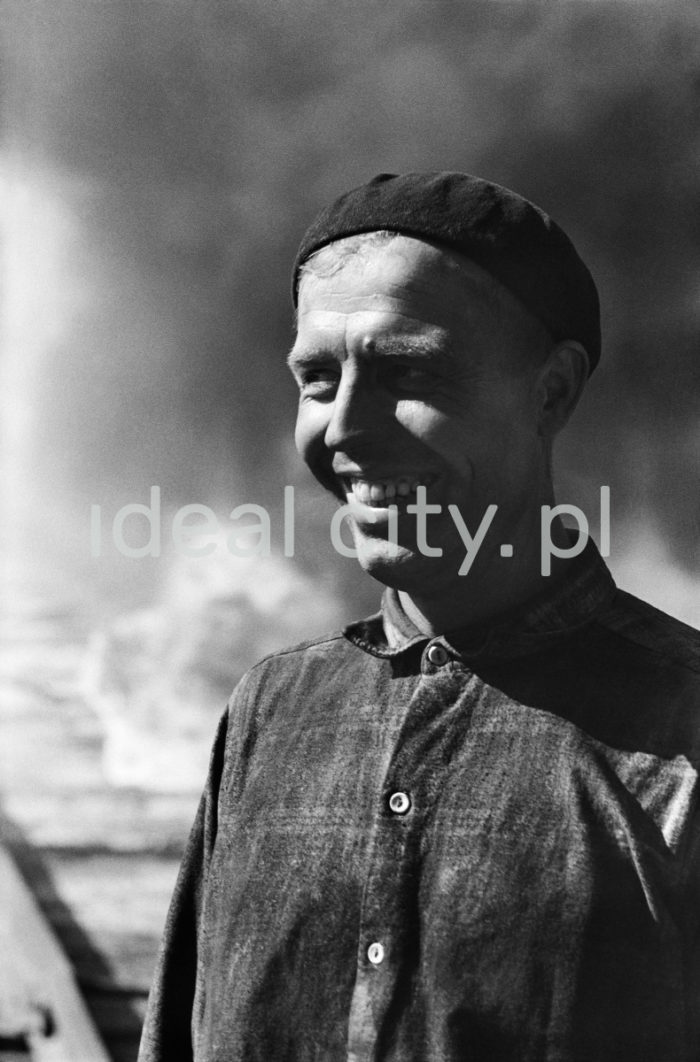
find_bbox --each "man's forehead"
[296,234,497,332]
[291,310,454,361]
[299,232,492,289]
[291,232,550,376]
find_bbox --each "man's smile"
[338,473,437,508]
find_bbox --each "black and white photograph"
[2,2,700,1060]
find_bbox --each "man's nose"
[323,367,379,451]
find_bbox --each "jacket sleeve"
[137,705,230,1062]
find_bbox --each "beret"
[292,171,601,373]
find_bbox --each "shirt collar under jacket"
[343,537,617,661]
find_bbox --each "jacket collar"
[344,537,617,661]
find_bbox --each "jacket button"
[388,791,411,815]
[367,942,385,965]
[427,643,449,666]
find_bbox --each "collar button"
[426,643,449,667]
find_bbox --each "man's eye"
[380,363,435,392]
[299,369,339,397]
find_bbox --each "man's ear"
[536,340,590,439]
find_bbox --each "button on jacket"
[138,542,700,1062]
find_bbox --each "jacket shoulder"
[245,628,354,672]
[226,626,367,716]
[596,588,700,677]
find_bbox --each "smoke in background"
[2,0,700,784]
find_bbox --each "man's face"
[289,234,548,594]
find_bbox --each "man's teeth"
[347,478,422,505]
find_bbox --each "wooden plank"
[0,844,111,1062]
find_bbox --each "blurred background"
[1,0,699,1058]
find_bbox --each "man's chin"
[353,539,441,591]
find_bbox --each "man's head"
[292,172,600,368]
[288,173,598,599]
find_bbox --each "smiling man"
[139,173,700,1062]
[289,225,582,631]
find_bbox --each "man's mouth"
[341,476,429,507]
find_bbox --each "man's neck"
[398,514,575,637]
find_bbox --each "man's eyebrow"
[368,334,454,360]
[286,333,455,370]
[286,346,328,370]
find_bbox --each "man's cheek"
[294,408,324,462]
[397,403,449,444]
[297,428,345,500]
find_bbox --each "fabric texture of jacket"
[138,541,700,1062]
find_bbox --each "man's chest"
[195,664,694,1061]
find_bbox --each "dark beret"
[292,171,601,373]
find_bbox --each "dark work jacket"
[138,542,700,1062]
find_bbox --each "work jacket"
[139,541,700,1062]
